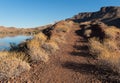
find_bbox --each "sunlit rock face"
[67,6,120,28]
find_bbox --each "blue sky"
[0,0,119,28]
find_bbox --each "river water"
[0,35,32,50]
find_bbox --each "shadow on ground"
[70,42,95,59]
[71,29,92,58]
[62,61,120,83]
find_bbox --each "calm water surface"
[0,35,32,50]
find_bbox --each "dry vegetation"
[54,20,73,33]
[41,41,59,53]
[26,32,59,62]
[49,21,73,44]
[0,51,30,80]
[89,26,120,73]
[26,37,49,62]
[0,20,72,80]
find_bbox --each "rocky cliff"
[67,6,120,27]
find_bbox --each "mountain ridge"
[67,6,120,27]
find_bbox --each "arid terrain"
[0,24,52,38]
[0,6,120,83]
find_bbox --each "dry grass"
[34,32,47,42]
[105,26,120,39]
[26,35,59,62]
[0,51,30,80]
[26,31,60,62]
[27,39,41,49]
[50,34,66,44]
[42,41,59,53]
[27,39,49,62]
[55,21,71,33]
[28,47,49,62]
[89,26,120,73]
[9,52,30,62]
[0,51,30,62]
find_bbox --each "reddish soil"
[4,26,118,83]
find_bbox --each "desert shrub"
[89,37,120,73]
[0,52,30,80]
[27,39,41,49]
[55,21,71,33]
[41,41,59,54]
[9,52,30,62]
[105,26,120,39]
[27,39,49,62]
[0,51,30,62]
[89,38,104,57]
[28,47,49,62]
[34,32,47,42]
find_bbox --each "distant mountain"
[67,6,120,27]
[0,25,52,38]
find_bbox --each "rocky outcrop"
[67,6,120,27]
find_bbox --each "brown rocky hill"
[67,6,120,27]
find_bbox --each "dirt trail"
[9,27,101,83]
